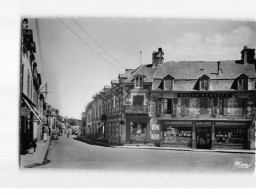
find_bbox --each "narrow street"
[37,135,255,172]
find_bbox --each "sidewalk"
[76,136,255,154]
[20,136,51,168]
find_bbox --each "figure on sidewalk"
[31,139,37,154]
[43,131,47,143]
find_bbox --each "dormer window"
[200,75,209,91]
[237,77,248,90]
[135,76,143,88]
[231,74,248,90]
[163,75,174,90]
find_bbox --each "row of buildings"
[83,46,256,150]
[19,18,64,154]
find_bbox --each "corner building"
[85,47,256,150]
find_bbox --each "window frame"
[200,78,209,91]
[134,76,143,88]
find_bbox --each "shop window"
[130,122,147,142]
[237,78,248,90]
[163,126,192,146]
[215,128,245,145]
[135,76,143,88]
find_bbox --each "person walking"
[31,139,37,154]
[43,131,47,143]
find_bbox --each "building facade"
[20,18,47,154]
[84,47,256,150]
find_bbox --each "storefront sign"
[215,122,248,126]
[164,121,192,126]
[178,93,232,98]
[196,121,211,125]
[21,108,30,116]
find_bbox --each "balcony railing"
[125,105,149,113]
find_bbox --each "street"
[36,135,255,172]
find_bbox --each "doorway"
[196,127,211,149]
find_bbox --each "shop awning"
[97,122,104,130]
[22,97,42,123]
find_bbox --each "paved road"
[37,135,255,172]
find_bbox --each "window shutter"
[204,98,209,115]
[172,98,178,116]
[224,98,228,115]
[185,98,190,116]
[181,98,186,115]
[200,98,204,115]
[213,98,218,115]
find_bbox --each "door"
[196,127,211,149]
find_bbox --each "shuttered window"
[200,97,209,115]
[156,99,163,115]
[172,98,178,115]
[163,99,173,114]
[181,98,186,115]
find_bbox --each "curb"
[76,137,255,154]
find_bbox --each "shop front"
[214,121,250,149]
[160,120,252,150]
[161,121,192,148]
[125,116,150,144]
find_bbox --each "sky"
[37,18,256,119]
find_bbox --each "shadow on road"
[74,137,111,147]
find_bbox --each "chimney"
[241,45,255,64]
[152,48,164,68]
[217,61,220,74]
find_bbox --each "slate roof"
[152,60,256,91]
[153,61,256,80]
[123,64,156,83]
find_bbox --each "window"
[163,99,173,114]
[238,98,247,115]
[200,78,209,90]
[164,75,174,90]
[219,98,228,115]
[212,98,218,115]
[200,97,209,115]
[237,78,248,90]
[135,76,143,88]
[133,95,144,106]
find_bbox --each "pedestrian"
[31,139,37,154]
[43,131,47,143]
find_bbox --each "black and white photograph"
[1,0,256,190]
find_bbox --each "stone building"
[150,46,256,150]
[84,47,256,150]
